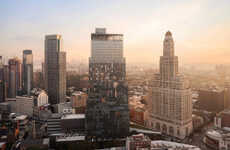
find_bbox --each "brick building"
[70,91,87,114]
[198,89,230,113]
[126,134,151,150]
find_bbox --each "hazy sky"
[0,0,230,65]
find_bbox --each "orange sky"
[0,0,230,65]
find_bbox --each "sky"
[0,0,230,66]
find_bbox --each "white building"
[7,91,49,117]
[34,90,48,107]
[149,31,193,139]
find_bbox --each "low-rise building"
[0,102,11,121]
[129,96,146,126]
[53,102,74,114]
[126,134,151,150]
[7,96,34,116]
[151,141,201,150]
[61,114,85,133]
[192,114,204,131]
[215,109,230,128]
[204,128,230,150]
[20,138,49,150]
[47,113,85,136]
[47,113,62,136]
[13,115,28,138]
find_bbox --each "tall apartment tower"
[86,28,129,138]
[8,57,22,98]
[150,31,193,139]
[0,56,5,102]
[45,35,66,105]
[22,50,33,95]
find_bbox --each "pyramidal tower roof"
[165,31,172,36]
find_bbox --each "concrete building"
[70,91,87,113]
[53,102,74,114]
[150,31,193,139]
[47,113,85,136]
[22,50,33,96]
[86,28,129,138]
[7,96,34,116]
[47,113,62,135]
[8,58,22,98]
[45,35,66,105]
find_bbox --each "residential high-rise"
[45,35,66,105]
[86,28,129,138]
[8,57,22,98]
[22,50,33,95]
[150,31,193,139]
[0,56,5,102]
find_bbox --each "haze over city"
[2,1,230,150]
[1,0,230,65]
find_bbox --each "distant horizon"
[1,0,230,65]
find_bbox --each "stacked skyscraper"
[44,35,66,105]
[150,31,193,139]
[22,50,33,96]
[0,50,33,100]
[86,28,129,138]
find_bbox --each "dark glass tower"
[45,35,66,105]
[86,28,129,138]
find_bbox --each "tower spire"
[160,31,178,79]
[163,31,174,57]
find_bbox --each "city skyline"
[0,0,230,65]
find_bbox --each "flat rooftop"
[61,114,85,119]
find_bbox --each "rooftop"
[14,115,27,120]
[72,91,85,96]
[165,31,172,36]
[151,141,200,150]
[61,114,85,119]
[56,135,85,142]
